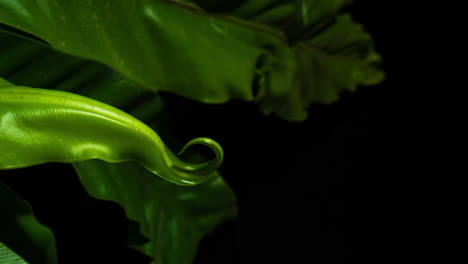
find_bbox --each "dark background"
[0,1,440,263]
[195,2,440,263]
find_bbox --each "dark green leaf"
[73,161,236,263]
[255,14,385,121]
[0,0,383,121]
[0,183,57,264]
[0,30,236,263]
[193,0,350,40]
[0,0,279,103]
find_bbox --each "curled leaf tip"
[167,137,224,185]
[0,83,222,186]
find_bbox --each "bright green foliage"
[0,0,277,103]
[0,0,384,263]
[0,80,223,186]
[0,242,28,264]
[0,30,235,263]
[0,184,56,264]
[0,0,383,121]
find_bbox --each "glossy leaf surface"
[0,0,278,103]
[0,78,223,186]
[0,0,384,121]
[0,30,236,263]
[0,0,384,261]
[0,183,56,264]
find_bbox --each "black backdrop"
[0,1,440,263]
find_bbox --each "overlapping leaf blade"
[0,0,384,262]
[0,0,279,103]
[0,0,383,121]
[230,0,351,39]
[73,161,236,263]
[0,183,56,264]
[0,30,236,263]
[256,14,384,120]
